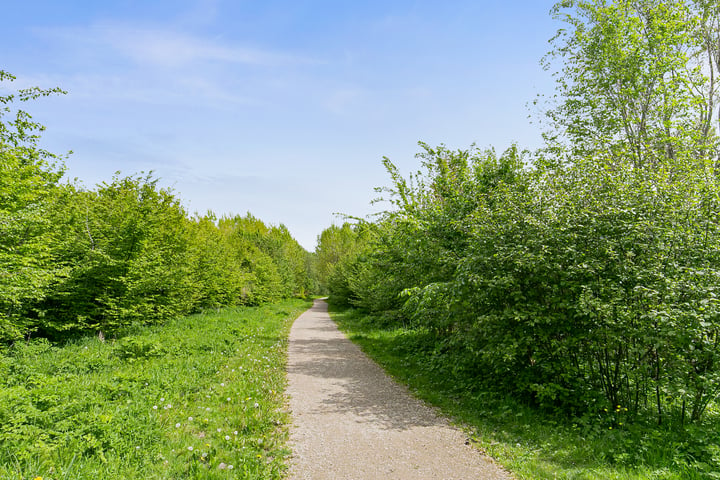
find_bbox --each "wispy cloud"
[101,25,281,68]
[26,20,325,111]
[37,22,317,69]
[27,71,258,111]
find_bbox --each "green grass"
[330,304,720,480]
[0,298,312,480]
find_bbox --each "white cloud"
[102,26,273,68]
[26,20,327,113]
[37,22,317,70]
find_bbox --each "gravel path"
[285,299,513,479]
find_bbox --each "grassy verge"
[0,298,312,480]
[330,304,720,480]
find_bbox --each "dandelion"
[187,446,194,451]
[34,477,42,480]
[254,402,260,408]
[234,431,238,435]
[225,435,230,440]
[201,452,208,458]
[218,463,228,470]
[228,465,234,470]
[161,397,165,402]
[175,423,181,428]
[217,428,222,433]
[206,407,211,411]
[188,416,193,421]
[227,398,231,402]
[153,405,158,410]
[220,383,225,387]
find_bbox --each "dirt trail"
[285,299,512,479]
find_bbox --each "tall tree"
[0,71,66,341]
[543,0,719,168]
[691,0,720,156]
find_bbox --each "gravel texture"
[286,299,513,479]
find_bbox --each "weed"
[0,298,311,479]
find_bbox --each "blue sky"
[3,0,560,250]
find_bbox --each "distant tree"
[184,213,252,310]
[315,223,362,292]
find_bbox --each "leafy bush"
[328,141,720,426]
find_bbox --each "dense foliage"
[0,70,315,343]
[319,0,720,437]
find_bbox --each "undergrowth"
[0,298,312,480]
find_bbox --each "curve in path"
[285,299,512,480]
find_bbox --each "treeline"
[318,0,720,426]
[1,71,315,343]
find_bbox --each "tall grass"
[0,298,311,480]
